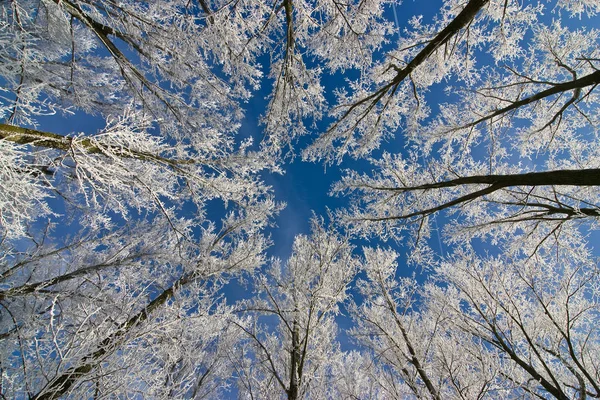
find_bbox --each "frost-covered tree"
[1,2,280,381]
[332,0,600,257]
[353,241,600,399]
[0,0,396,239]
[0,0,285,240]
[3,0,600,237]
[0,207,274,398]
[337,3,600,392]
[351,247,496,399]
[2,0,600,397]
[0,0,393,397]
[308,0,600,161]
[426,244,600,399]
[234,218,360,399]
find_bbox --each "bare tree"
[427,245,600,399]
[234,218,360,399]
[352,241,600,399]
[0,210,271,398]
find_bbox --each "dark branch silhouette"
[326,0,489,136]
[456,70,600,131]
[356,169,600,221]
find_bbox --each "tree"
[334,4,600,396]
[350,247,497,399]
[331,1,600,254]
[1,0,394,238]
[352,241,600,399]
[233,218,360,399]
[305,0,553,162]
[2,0,600,397]
[336,157,600,255]
[0,208,273,398]
[0,0,394,396]
[327,351,387,400]
[0,1,279,396]
[1,0,283,240]
[426,242,600,399]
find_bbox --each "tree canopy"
[1,0,599,398]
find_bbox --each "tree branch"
[458,70,600,131]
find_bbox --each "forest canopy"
[1,0,599,398]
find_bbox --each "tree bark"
[330,0,489,130]
[288,316,300,400]
[0,122,197,167]
[369,169,600,192]
[391,0,489,85]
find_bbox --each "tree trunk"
[288,316,300,400]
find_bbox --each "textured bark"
[0,122,197,168]
[288,316,300,400]
[0,262,119,300]
[390,0,489,85]
[369,169,600,192]
[0,123,88,153]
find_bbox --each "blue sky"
[222,1,450,371]
[7,1,600,396]
[250,0,443,255]
[27,0,445,264]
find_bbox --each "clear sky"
[4,0,600,397]
[253,0,445,260]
